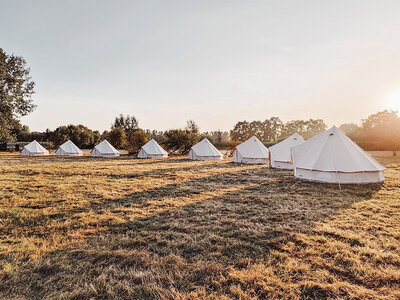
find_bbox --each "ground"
[0,151,399,299]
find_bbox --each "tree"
[361,110,400,155]
[339,123,361,140]
[230,121,252,142]
[0,48,36,142]
[210,130,230,144]
[260,117,283,141]
[16,124,30,142]
[185,120,199,134]
[93,130,102,146]
[112,114,139,132]
[230,117,284,142]
[149,130,165,144]
[101,130,109,140]
[163,129,199,154]
[279,119,326,139]
[48,124,101,148]
[303,119,327,139]
[126,129,149,154]
[49,125,69,146]
[66,125,95,148]
[108,127,127,149]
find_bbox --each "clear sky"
[1,0,400,133]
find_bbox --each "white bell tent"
[21,140,49,156]
[55,140,83,156]
[90,140,120,157]
[138,139,168,159]
[232,136,269,164]
[188,138,223,161]
[291,126,385,184]
[269,133,304,169]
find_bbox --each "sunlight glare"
[385,91,400,111]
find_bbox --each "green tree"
[303,119,326,139]
[112,114,139,132]
[149,130,165,144]
[93,130,102,146]
[210,130,230,144]
[280,120,306,139]
[361,110,400,155]
[108,127,127,149]
[185,120,199,134]
[0,48,36,142]
[163,129,199,154]
[230,117,284,142]
[49,126,69,146]
[48,124,103,148]
[280,119,326,139]
[260,117,283,141]
[101,130,109,140]
[230,121,252,142]
[126,129,150,154]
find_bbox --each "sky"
[1,0,400,133]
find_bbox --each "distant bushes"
[8,110,400,153]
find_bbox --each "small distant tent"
[90,140,120,157]
[232,136,269,164]
[269,133,304,169]
[189,138,223,161]
[291,126,385,184]
[138,139,168,159]
[21,140,49,156]
[55,140,83,156]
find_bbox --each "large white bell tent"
[232,136,269,164]
[21,140,49,156]
[55,140,83,156]
[291,126,385,184]
[138,139,168,159]
[189,138,223,161]
[269,133,304,169]
[90,140,120,157]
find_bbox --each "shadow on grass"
[1,156,241,180]
[0,162,383,299]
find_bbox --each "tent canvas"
[291,126,385,184]
[269,133,304,169]
[232,136,269,164]
[189,138,223,161]
[90,140,120,157]
[21,140,49,156]
[55,140,83,156]
[138,139,168,158]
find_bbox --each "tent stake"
[291,178,302,187]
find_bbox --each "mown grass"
[0,151,399,299]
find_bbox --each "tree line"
[339,110,400,153]
[230,117,327,142]
[1,47,400,154]
[14,110,399,155]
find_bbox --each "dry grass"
[0,151,399,299]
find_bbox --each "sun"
[385,91,400,111]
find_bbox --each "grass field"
[0,151,399,299]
